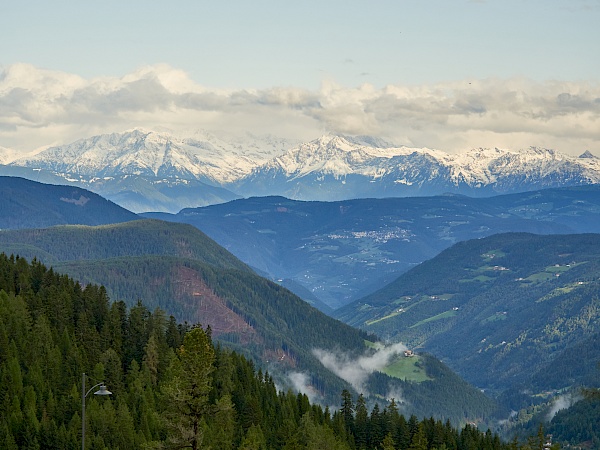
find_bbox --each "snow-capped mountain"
[234,135,600,199]
[0,145,40,165]
[11,128,295,185]
[5,129,299,212]
[0,146,14,165]
[4,129,600,211]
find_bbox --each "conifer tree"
[381,432,395,450]
[239,424,267,450]
[409,422,429,450]
[340,389,355,433]
[161,326,215,450]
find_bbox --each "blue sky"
[3,0,599,88]
[1,0,599,155]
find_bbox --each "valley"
[0,175,599,447]
[146,186,600,309]
[0,180,496,424]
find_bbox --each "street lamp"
[81,373,112,450]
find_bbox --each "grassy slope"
[336,233,600,398]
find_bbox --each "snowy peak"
[6,129,600,208]
[13,129,186,178]
[259,134,435,179]
[579,150,597,159]
[0,146,16,165]
[237,136,600,200]
[10,128,296,184]
[0,145,42,165]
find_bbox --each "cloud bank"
[1,63,599,156]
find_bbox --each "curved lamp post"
[81,373,112,450]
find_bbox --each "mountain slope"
[0,219,249,271]
[334,233,600,399]
[145,186,600,309]
[0,176,139,228]
[51,255,367,394]
[0,221,496,419]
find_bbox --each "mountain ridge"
[9,128,296,184]
[4,129,600,212]
[0,176,139,228]
[234,137,600,200]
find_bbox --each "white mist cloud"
[1,64,599,157]
[546,392,582,421]
[385,386,408,411]
[287,371,321,404]
[312,342,408,394]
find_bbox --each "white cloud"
[546,392,582,421]
[1,64,599,157]
[287,371,322,404]
[312,342,408,394]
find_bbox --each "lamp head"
[94,384,112,396]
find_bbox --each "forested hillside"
[0,177,139,229]
[52,254,371,406]
[335,233,600,403]
[0,253,537,449]
[0,219,249,271]
[1,223,497,421]
[504,391,600,449]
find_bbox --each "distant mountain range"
[233,136,600,201]
[2,129,599,212]
[146,186,600,309]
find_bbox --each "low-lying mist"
[312,342,409,395]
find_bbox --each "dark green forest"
[0,219,249,272]
[0,253,558,449]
